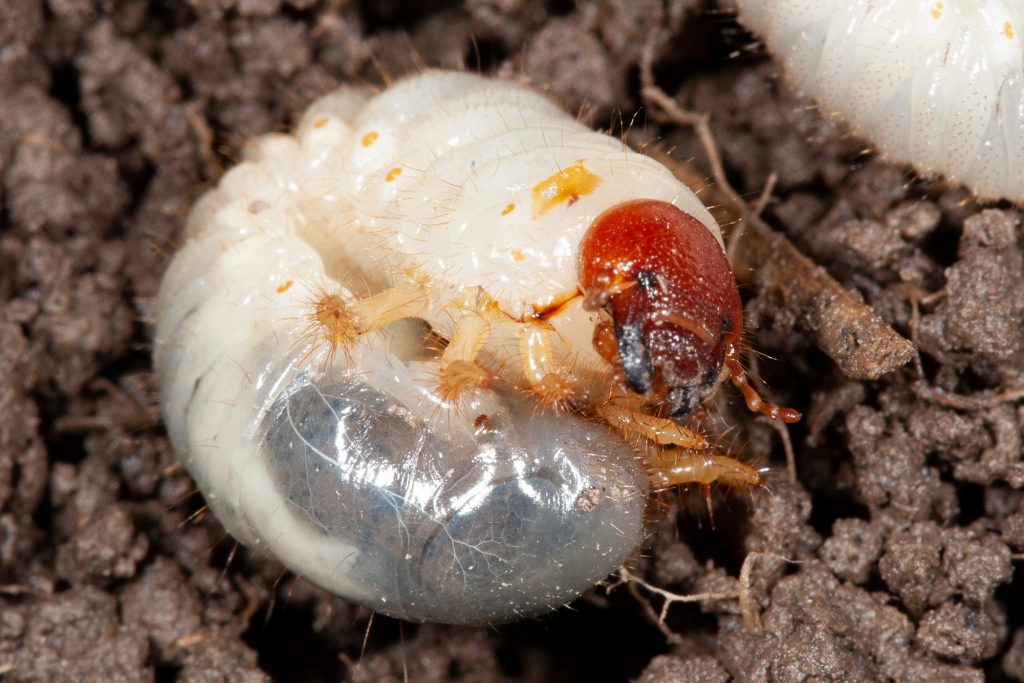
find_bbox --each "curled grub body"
[155,71,795,624]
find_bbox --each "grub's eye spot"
[930,1,942,19]
[385,167,402,182]
[1004,22,1015,40]
[313,117,329,129]
[276,280,294,294]
[361,131,379,147]
[530,161,601,218]
[501,203,516,215]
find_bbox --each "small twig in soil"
[638,41,916,382]
[733,221,916,380]
[913,381,1024,411]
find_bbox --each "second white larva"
[735,0,1024,202]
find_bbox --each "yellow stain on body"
[501,202,516,215]
[385,167,402,182]
[930,1,942,19]
[510,248,527,262]
[276,280,294,294]
[361,131,379,147]
[1004,22,1015,40]
[313,118,329,129]
[530,161,601,219]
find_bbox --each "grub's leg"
[349,285,430,332]
[724,337,801,423]
[646,448,765,519]
[437,315,493,402]
[597,395,710,449]
[519,324,574,407]
[597,394,764,510]
[306,284,429,372]
[645,449,764,491]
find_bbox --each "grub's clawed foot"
[520,324,576,411]
[437,358,493,404]
[436,315,493,404]
[597,394,764,501]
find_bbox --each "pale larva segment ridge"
[736,0,1024,201]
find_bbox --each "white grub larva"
[155,71,795,624]
[735,0,1024,202]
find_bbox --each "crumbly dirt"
[1,1,1021,681]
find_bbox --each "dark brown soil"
[1,1,1021,681]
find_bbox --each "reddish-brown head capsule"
[579,199,742,416]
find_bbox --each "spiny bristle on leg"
[431,314,495,409]
[531,372,577,413]
[436,358,493,406]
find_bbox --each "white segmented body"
[291,71,721,401]
[735,0,1024,202]
[156,70,749,624]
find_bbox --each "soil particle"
[917,601,1006,662]
[716,562,915,682]
[918,210,1024,381]
[0,586,151,682]
[121,557,203,658]
[878,522,1011,614]
[524,16,623,114]
[465,0,551,49]
[55,502,148,584]
[78,21,188,159]
[354,625,513,682]
[796,200,942,288]
[0,325,47,522]
[818,517,884,585]
[177,625,269,683]
[633,654,730,683]
[650,540,701,588]
[1001,509,1024,550]
[1005,628,1024,681]
[845,406,955,524]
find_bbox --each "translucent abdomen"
[257,365,646,624]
